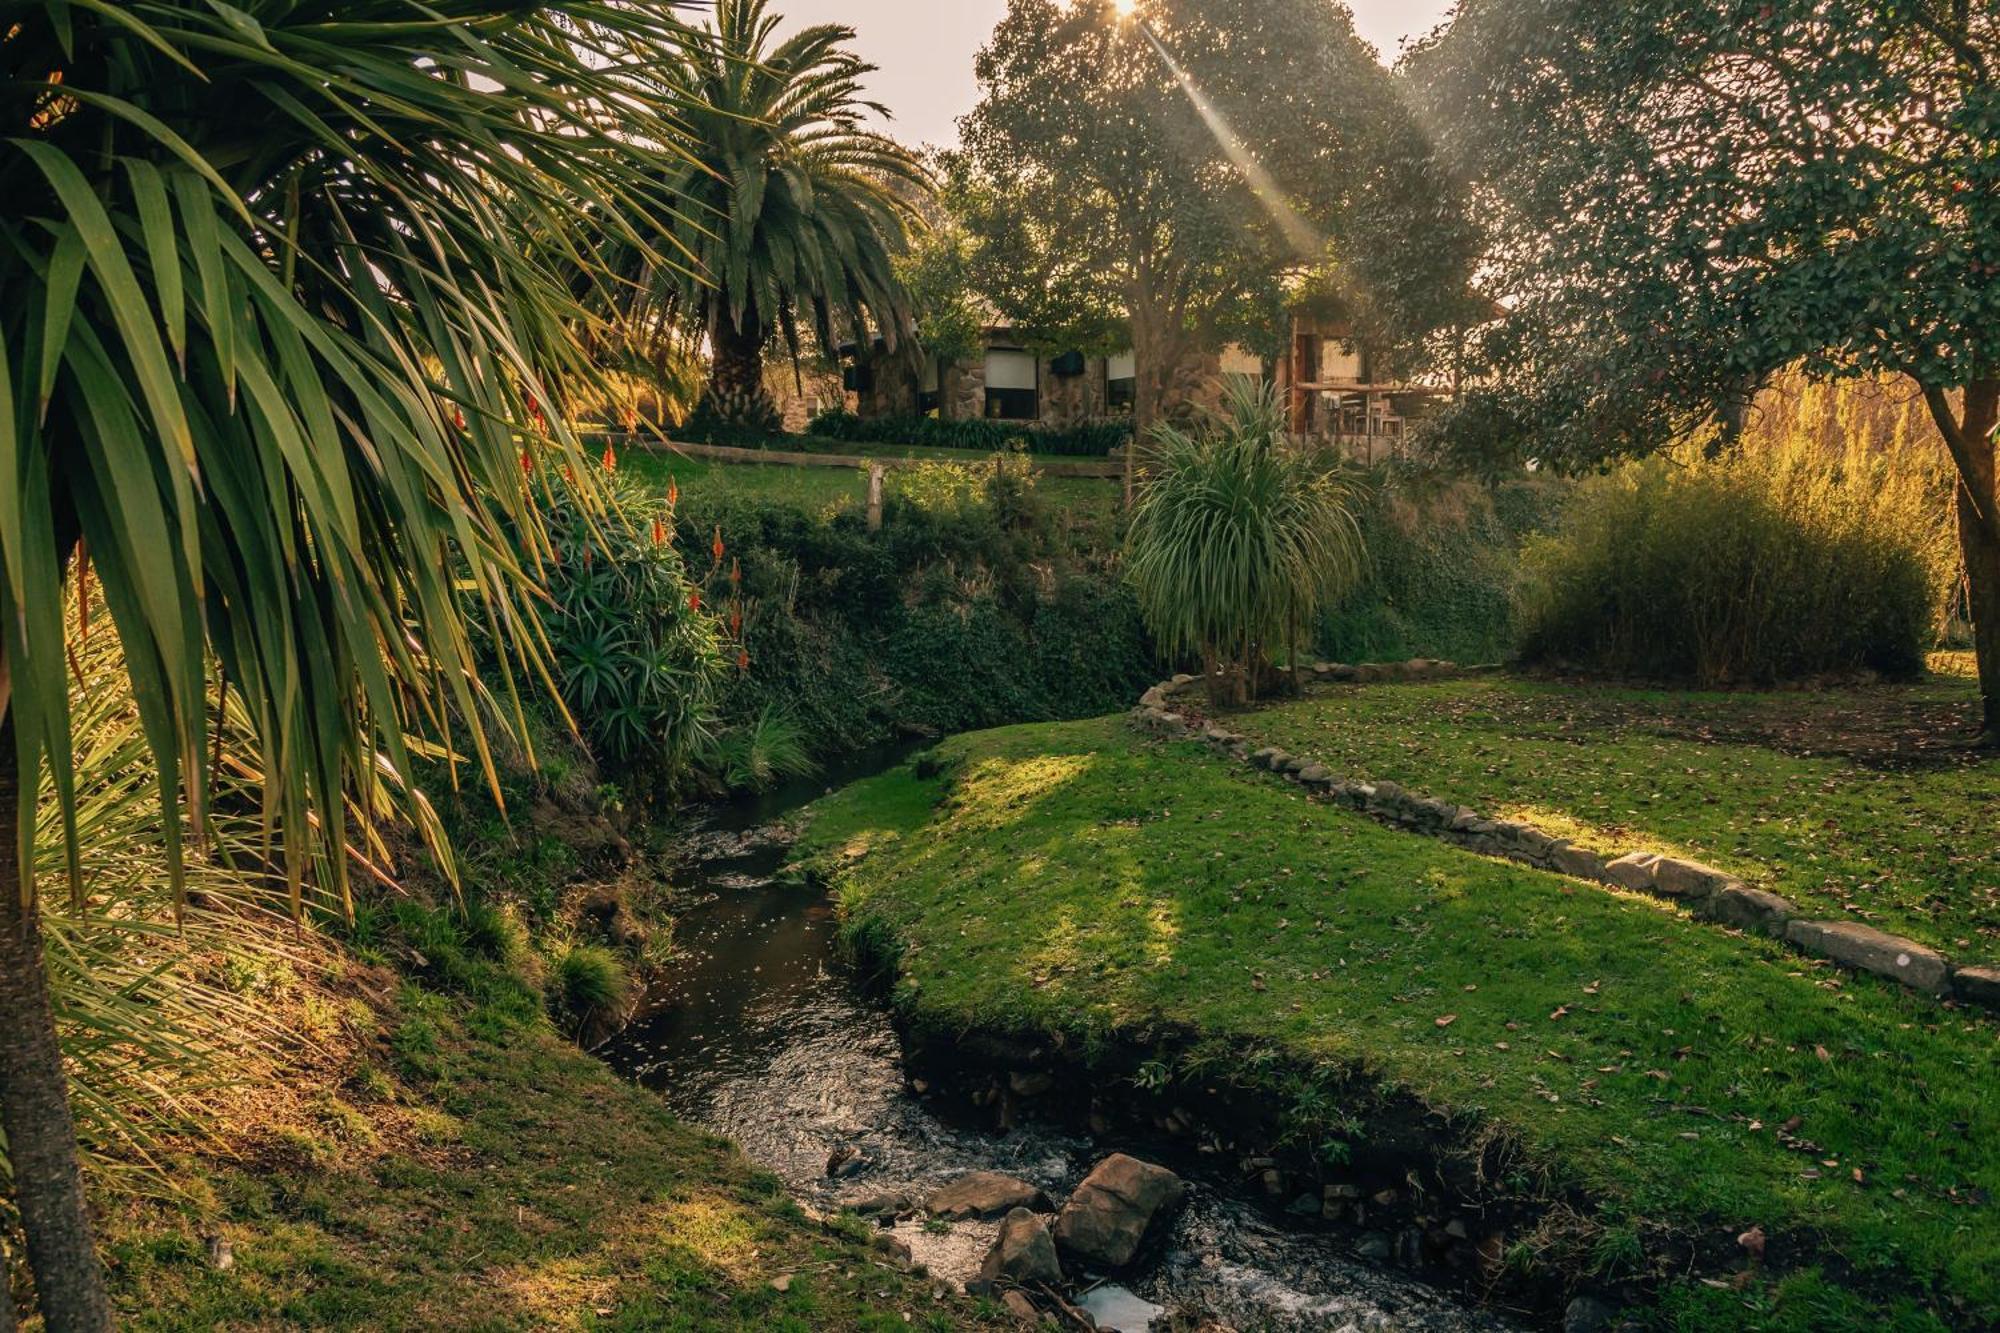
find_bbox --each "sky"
[773,1,1456,149]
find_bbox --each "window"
[1106,350,1137,413]
[985,348,1039,421]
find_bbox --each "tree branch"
[1923,382,2000,543]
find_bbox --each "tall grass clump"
[1516,439,1957,684]
[1126,382,1367,706]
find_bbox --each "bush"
[1126,382,1365,705]
[806,409,1131,458]
[1516,442,1955,684]
[536,466,726,800]
[548,944,629,1036]
[1317,469,1569,665]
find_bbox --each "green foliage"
[1317,471,1568,665]
[0,0,700,919]
[1126,383,1366,700]
[626,0,925,422]
[668,473,1150,759]
[1516,443,1955,685]
[700,706,819,795]
[954,0,1479,420]
[536,467,726,800]
[549,945,630,1036]
[806,410,1131,458]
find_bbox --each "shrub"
[1516,442,1955,684]
[1126,382,1367,705]
[1317,469,1569,665]
[548,944,630,1037]
[536,466,727,800]
[700,705,819,794]
[806,409,1131,458]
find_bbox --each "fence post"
[866,463,885,531]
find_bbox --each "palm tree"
[642,0,928,430]
[0,5,703,1327]
[1126,381,1369,706]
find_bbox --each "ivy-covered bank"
[800,718,2000,1333]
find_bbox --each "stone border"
[1131,665,2000,1015]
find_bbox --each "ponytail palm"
[642,0,927,428]
[1126,382,1368,705]
[0,4,702,1326]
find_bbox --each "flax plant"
[1126,381,1367,705]
[0,4,709,1325]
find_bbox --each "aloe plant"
[0,4,706,1325]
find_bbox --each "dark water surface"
[600,750,1512,1332]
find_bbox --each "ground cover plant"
[802,717,2000,1331]
[96,959,1006,1332]
[1232,671,1998,956]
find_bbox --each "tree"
[1412,0,2000,739]
[637,0,928,430]
[956,0,1479,498]
[0,4,700,1326]
[1126,382,1367,706]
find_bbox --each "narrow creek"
[599,748,1513,1332]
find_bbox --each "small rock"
[1009,1070,1056,1097]
[871,1232,913,1264]
[769,1273,793,1293]
[927,1171,1050,1220]
[848,1189,918,1218]
[1355,1232,1393,1262]
[1955,964,2000,1009]
[1323,1183,1364,1202]
[1393,1227,1426,1269]
[1552,844,1607,881]
[1565,1295,1620,1333]
[1260,1169,1287,1197]
[1000,1290,1040,1324]
[1785,920,1952,995]
[1054,1154,1187,1270]
[1603,853,1661,892]
[1650,857,1735,900]
[826,1145,870,1179]
[1705,885,1795,935]
[1288,1193,1322,1217]
[980,1207,1063,1287]
[204,1233,234,1273]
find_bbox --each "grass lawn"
[100,969,1003,1332]
[1225,668,1998,955]
[620,446,1125,527]
[803,716,2000,1331]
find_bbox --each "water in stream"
[600,756,1513,1332]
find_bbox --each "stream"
[599,749,1513,1332]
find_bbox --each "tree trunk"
[1926,378,2000,743]
[702,308,779,432]
[0,724,113,1331]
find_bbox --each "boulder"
[1955,964,2000,1009]
[1000,1290,1041,1324]
[1297,763,1333,785]
[1250,748,1282,770]
[1565,1296,1620,1333]
[1603,853,1662,892]
[1784,920,1952,995]
[979,1207,1062,1287]
[1705,886,1795,936]
[1649,857,1736,901]
[1053,1154,1186,1270]
[927,1171,1050,1220]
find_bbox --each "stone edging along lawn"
[1132,663,2000,1015]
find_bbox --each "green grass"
[1229,671,1999,954]
[101,981,1004,1332]
[619,446,1124,524]
[803,716,2000,1331]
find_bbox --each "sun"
[1113,0,1138,17]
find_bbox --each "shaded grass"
[804,717,2000,1331]
[1230,675,1999,953]
[99,975,1003,1332]
[619,448,1124,527]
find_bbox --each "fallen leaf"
[1737,1225,1766,1259]
[1436,1014,1459,1028]
[1550,1005,1571,1021]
